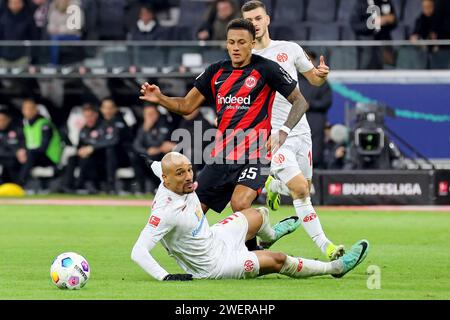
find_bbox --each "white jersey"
[140,183,224,279]
[253,40,314,135]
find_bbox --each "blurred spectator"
[350,0,398,69]
[197,0,239,40]
[174,108,214,175]
[323,123,349,170]
[0,109,25,184]
[62,103,104,193]
[96,0,127,40]
[95,98,133,193]
[410,0,438,41]
[434,0,450,39]
[128,4,166,40]
[17,99,62,187]
[0,0,37,66]
[30,0,50,39]
[131,104,175,194]
[301,52,333,169]
[46,0,84,65]
[80,0,98,40]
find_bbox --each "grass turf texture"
[0,203,449,300]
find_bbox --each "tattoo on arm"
[283,88,309,129]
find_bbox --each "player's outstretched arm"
[302,55,330,87]
[139,82,205,115]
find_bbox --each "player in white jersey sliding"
[131,152,369,281]
[242,1,344,260]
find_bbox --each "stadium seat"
[269,24,308,41]
[102,46,131,68]
[402,0,422,29]
[340,26,356,40]
[66,106,84,147]
[119,107,137,127]
[308,23,340,41]
[396,46,428,69]
[391,0,405,20]
[429,49,450,69]
[391,24,407,40]
[305,0,336,23]
[167,25,195,40]
[178,0,209,28]
[167,47,202,66]
[37,104,52,120]
[273,0,305,22]
[337,0,357,24]
[202,48,228,65]
[132,47,165,67]
[329,47,358,70]
[31,167,55,179]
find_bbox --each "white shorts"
[209,212,260,279]
[271,133,313,183]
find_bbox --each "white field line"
[0,199,450,211]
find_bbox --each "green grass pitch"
[0,201,449,300]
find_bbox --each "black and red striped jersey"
[194,54,297,161]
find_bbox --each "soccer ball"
[50,252,90,290]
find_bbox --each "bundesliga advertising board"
[0,0,449,317]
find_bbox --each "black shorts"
[196,161,269,213]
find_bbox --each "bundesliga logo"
[217,93,251,106]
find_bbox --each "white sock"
[293,197,331,254]
[256,208,276,241]
[269,178,291,196]
[280,255,343,278]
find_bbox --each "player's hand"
[139,82,162,104]
[78,146,94,158]
[163,274,193,281]
[147,147,160,156]
[269,130,288,154]
[265,135,272,153]
[314,55,329,79]
[160,141,176,154]
[16,148,27,164]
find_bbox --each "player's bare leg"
[266,172,344,260]
[230,185,263,250]
[201,203,209,214]
[254,239,369,278]
[230,184,258,212]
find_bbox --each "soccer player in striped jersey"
[131,152,369,281]
[242,0,345,260]
[140,18,309,249]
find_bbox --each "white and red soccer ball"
[50,252,90,290]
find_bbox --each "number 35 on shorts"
[238,167,258,181]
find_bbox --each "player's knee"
[273,252,287,271]
[230,197,252,212]
[289,178,309,199]
[241,207,259,216]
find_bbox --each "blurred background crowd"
[0,0,449,194]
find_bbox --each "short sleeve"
[265,60,298,100]
[294,44,314,73]
[194,62,221,101]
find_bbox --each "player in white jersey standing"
[242,1,344,260]
[131,152,369,281]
